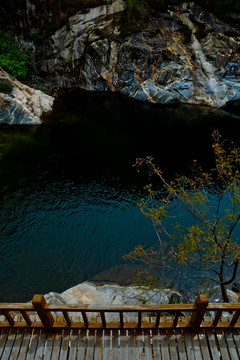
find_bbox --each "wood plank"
[144,330,152,360]
[0,329,10,358]
[59,329,70,360]
[51,330,62,360]
[1,328,17,360]
[128,330,136,360]
[167,329,179,360]
[197,330,211,360]
[184,330,196,360]
[85,329,95,360]
[224,329,239,360]
[152,330,161,360]
[175,329,187,360]
[46,303,196,312]
[120,330,127,360]
[136,330,143,359]
[159,329,170,360]
[43,332,54,360]
[205,329,221,360]
[232,328,240,358]
[191,332,203,360]
[17,329,32,360]
[26,329,41,360]
[94,330,103,360]
[9,329,24,360]
[34,330,47,360]
[68,329,79,360]
[215,329,230,360]
[102,329,111,360]
[76,329,87,360]
[112,329,119,360]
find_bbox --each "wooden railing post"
[32,294,54,332]
[190,294,208,331]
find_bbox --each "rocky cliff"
[23,0,240,108]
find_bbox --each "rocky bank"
[0,68,54,124]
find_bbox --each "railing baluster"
[138,312,142,328]
[100,311,106,328]
[230,310,240,327]
[155,312,161,327]
[1,310,14,326]
[32,294,54,332]
[173,311,180,327]
[62,310,71,327]
[81,311,89,327]
[212,310,223,327]
[19,310,32,326]
[119,312,124,328]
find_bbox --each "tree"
[126,130,240,302]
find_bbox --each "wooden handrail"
[0,293,240,332]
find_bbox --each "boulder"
[227,289,239,303]
[45,281,182,306]
[0,68,54,124]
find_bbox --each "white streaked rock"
[0,68,54,124]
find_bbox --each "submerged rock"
[0,68,54,125]
[44,281,181,305]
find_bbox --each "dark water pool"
[1,90,240,301]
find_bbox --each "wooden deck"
[1,327,240,359]
[1,293,240,359]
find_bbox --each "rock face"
[28,0,240,108]
[44,281,182,305]
[0,68,54,124]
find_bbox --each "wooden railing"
[0,294,240,332]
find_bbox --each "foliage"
[66,57,73,68]
[126,131,240,302]
[29,28,43,41]
[120,0,149,36]
[0,82,13,94]
[0,31,29,79]
[124,0,145,13]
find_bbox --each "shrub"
[0,30,29,79]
